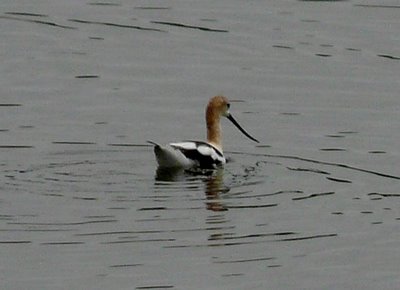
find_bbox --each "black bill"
[227,114,259,143]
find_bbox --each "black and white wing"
[170,141,226,169]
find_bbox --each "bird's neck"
[206,113,223,151]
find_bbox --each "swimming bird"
[148,95,259,169]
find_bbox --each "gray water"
[1,0,400,289]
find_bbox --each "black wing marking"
[172,141,224,169]
[182,140,224,157]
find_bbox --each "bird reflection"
[204,168,229,211]
[154,166,186,182]
[154,167,229,211]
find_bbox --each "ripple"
[0,145,34,148]
[0,15,75,29]
[74,75,99,79]
[150,20,228,32]
[68,18,165,32]
[355,4,400,8]
[368,192,400,198]
[109,263,143,268]
[287,167,330,175]
[213,256,276,264]
[0,240,31,244]
[87,2,121,6]
[292,191,335,201]
[326,177,352,183]
[134,6,171,10]
[0,103,22,106]
[319,148,346,152]
[275,233,338,242]
[377,54,400,60]
[229,151,400,180]
[5,12,47,17]
[228,203,278,209]
[40,241,84,245]
[136,286,174,290]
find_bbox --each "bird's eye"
[227,103,230,109]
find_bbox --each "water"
[1,0,400,289]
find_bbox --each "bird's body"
[149,96,258,169]
[149,140,225,169]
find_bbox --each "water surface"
[1,0,400,289]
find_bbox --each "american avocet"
[148,96,259,169]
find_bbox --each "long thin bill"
[227,114,259,143]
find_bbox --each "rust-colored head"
[206,96,230,120]
[205,95,259,150]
